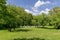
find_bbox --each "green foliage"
[1,0,60,31]
[48,7,60,28]
[0,0,7,29]
[3,5,33,31]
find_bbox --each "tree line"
[0,0,60,32]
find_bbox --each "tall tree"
[0,0,7,29]
[48,7,60,28]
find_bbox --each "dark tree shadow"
[15,29,31,32]
[14,38,45,40]
[37,26,56,30]
[42,27,56,29]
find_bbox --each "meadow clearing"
[0,26,60,40]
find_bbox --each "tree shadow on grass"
[15,29,31,32]
[14,38,45,40]
[37,27,56,30]
[42,27,55,29]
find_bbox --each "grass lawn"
[0,27,60,40]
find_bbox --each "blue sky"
[7,0,60,15]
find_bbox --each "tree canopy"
[0,0,60,31]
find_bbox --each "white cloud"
[25,9,33,13]
[25,8,50,15]
[32,8,39,12]
[25,9,39,15]
[32,0,51,13]
[40,8,50,14]
[25,0,51,15]
[34,0,50,8]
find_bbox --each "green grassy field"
[0,27,60,40]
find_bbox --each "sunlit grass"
[0,27,60,40]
